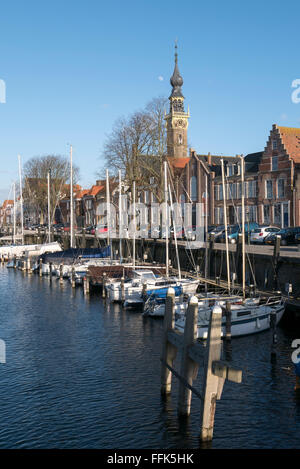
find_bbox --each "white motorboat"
[143,292,251,318]
[107,269,199,303]
[1,242,62,260]
[175,296,285,338]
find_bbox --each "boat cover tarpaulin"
[146,285,182,299]
[39,246,111,264]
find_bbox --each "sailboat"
[108,161,199,306]
[173,155,285,337]
[1,155,62,262]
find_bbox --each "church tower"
[165,43,190,159]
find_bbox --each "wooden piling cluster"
[161,288,243,441]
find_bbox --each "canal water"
[0,265,299,449]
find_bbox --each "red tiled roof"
[277,125,300,163]
[2,200,13,209]
[89,185,104,197]
[75,189,89,199]
[167,157,190,169]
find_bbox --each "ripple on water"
[0,266,299,448]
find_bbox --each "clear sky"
[1,0,300,203]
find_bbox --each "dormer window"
[227,165,233,177]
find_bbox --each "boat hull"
[175,304,285,338]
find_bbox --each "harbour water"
[0,265,299,449]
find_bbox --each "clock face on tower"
[174,119,187,128]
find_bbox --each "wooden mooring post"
[83,272,90,296]
[225,301,232,341]
[71,266,75,288]
[102,273,107,298]
[270,310,277,362]
[160,288,243,441]
[59,264,63,284]
[27,257,32,274]
[121,276,125,303]
[273,235,281,290]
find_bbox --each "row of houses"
[165,124,300,229]
[1,123,300,233]
[56,179,118,228]
[0,200,13,227]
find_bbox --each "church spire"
[170,41,184,99]
[165,42,190,159]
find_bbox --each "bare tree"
[99,96,168,202]
[23,154,80,224]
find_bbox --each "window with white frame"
[272,156,278,171]
[277,178,285,198]
[274,203,281,225]
[219,206,224,224]
[225,183,230,199]
[231,182,237,199]
[237,182,242,199]
[247,205,257,222]
[266,180,273,199]
[272,140,278,150]
[214,185,218,201]
[236,206,242,224]
[214,207,219,224]
[248,180,254,198]
[247,180,257,198]
[219,185,223,201]
[263,205,270,223]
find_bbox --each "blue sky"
[1,0,300,203]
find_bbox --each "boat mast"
[118,169,122,263]
[221,158,231,292]
[198,159,210,295]
[168,183,181,280]
[47,169,51,243]
[106,169,112,259]
[70,145,74,248]
[164,161,169,278]
[13,182,16,243]
[18,154,24,245]
[240,154,246,299]
[204,172,208,294]
[132,180,136,268]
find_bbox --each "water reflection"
[0,265,299,448]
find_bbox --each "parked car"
[84,225,96,235]
[265,227,300,246]
[295,232,300,244]
[96,225,108,236]
[36,223,47,232]
[53,223,64,233]
[184,226,197,241]
[209,225,225,242]
[219,222,259,244]
[63,224,78,232]
[250,226,281,244]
